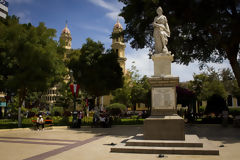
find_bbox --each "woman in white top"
[36,115,44,130]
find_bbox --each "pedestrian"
[36,115,44,131]
[77,111,83,128]
[99,113,106,128]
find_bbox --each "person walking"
[77,111,83,128]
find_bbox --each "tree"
[119,0,240,87]
[69,38,123,107]
[0,16,66,127]
[176,86,195,108]
[189,68,227,102]
[131,75,151,111]
[220,68,240,98]
[111,77,132,107]
[205,94,228,116]
[55,82,73,109]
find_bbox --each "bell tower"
[111,19,127,74]
[60,21,72,50]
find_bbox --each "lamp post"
[70,83,80,127]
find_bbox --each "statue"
[153,7,170,54]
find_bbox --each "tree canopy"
[69,38,123,99]
[0,16,66,126]
[119,0,240,87]
[188,67,240,103]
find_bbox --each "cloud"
[88,0,123,20]
[125,46,232,82]
[125,47,153,77]
[7,0,33,4]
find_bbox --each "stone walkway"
[0,124,239,160]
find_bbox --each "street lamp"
[70,83,80,127]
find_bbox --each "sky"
[7,0,232,82]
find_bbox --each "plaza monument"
[111,7,219,155]
[144,6,184,140]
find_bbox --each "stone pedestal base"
[144,115,185,140]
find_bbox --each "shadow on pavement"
[185,124,240,144]
[66,125,143,138]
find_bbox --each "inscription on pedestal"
[152,87,175,110]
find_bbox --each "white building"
[0,0,8,19]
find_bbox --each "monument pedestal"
[144,74,185,140]
[144,115,185,140]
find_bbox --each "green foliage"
[205,94,228,115]
[55,82,73,109]
[0,16,66,126]
[111,81,132,107]
[112,64,151,110]
[31,108,39,114]
[229,108,240,117]
[189,67,228,101]
[118,0,240,87]
[69,38,123,98]
[51,106,64,116]
[131,75,151,109]
[106,103,127,116]
[199,106,205,114]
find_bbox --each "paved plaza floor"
[0,124,240,160]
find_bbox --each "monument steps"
[111,134,219,155]
[126,134,203,147]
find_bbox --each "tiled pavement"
[0,125,240,160]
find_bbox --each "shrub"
[51,107,64,116]
[63,111,71,117]
[31,108,39,114]
[205,94,228,116]
[106,103,127,116]
[229,108,240,116]
[199,106,205,113]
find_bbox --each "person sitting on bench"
[36,115,44,130]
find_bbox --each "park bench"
[32,119,53,129]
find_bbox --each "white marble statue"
[153,7,170,54]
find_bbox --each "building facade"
[0,0,8,19]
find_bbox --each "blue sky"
[7,0,231,82]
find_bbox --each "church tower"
[111,19,127,74]
[60,22,72,50]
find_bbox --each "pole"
[72,93,77,127]
[74,93,76,111]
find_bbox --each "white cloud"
[88,0,123,20]
[7,0,33,4]
[125,47,153,76]
[125,46,232,82]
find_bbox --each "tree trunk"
[227,51,240,88]
[18,106,22,128]
[18,92,23,128]
[96,96,100,109]
[18,88,26,128]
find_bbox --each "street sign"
[70,84,80,97]
[0,102,6,107]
